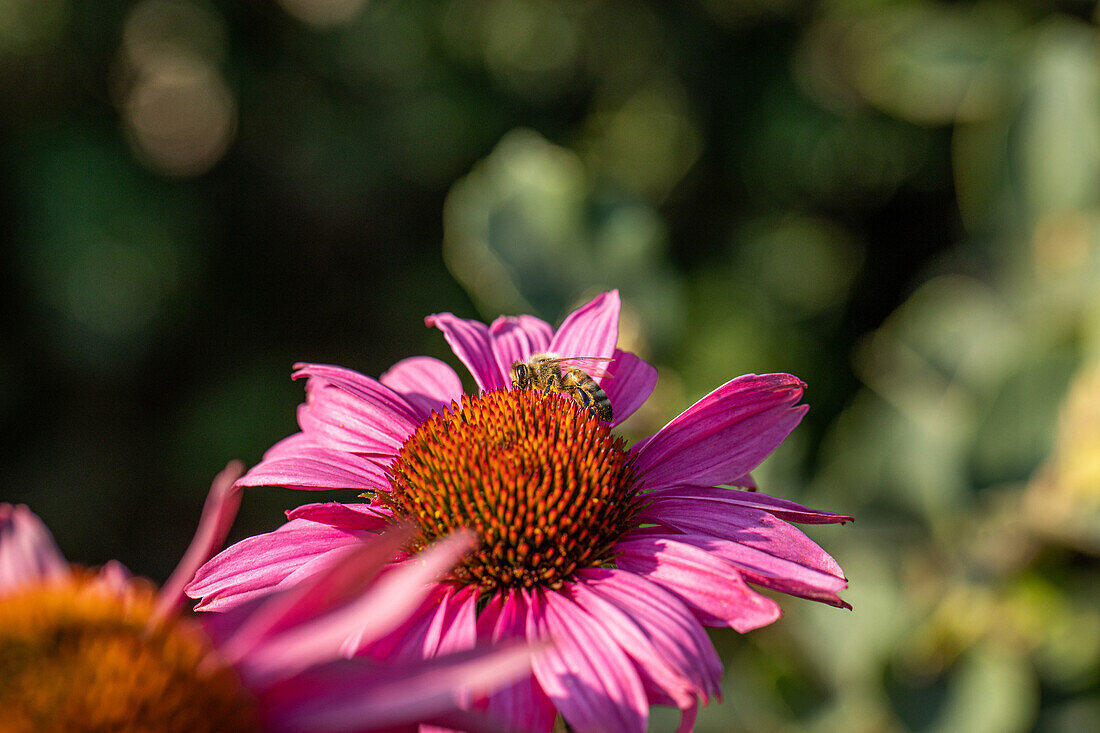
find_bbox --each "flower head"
[188,291,851,732]
[0,465,531,733]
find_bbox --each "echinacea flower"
[188,291,852,732]
[0,464,532,733]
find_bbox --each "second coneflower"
[0,465,531,733]
[188,291,852,733]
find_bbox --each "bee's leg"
[570,387,594,413]
[542,373,562,395]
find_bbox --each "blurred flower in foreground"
[188,291,851,732]
[0,464,532,733]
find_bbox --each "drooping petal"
[261,643,534,733]
[646,485,853,525]
[154,461,245,623]
[186,520,370,612]
[380,356,465,420]
[614,536,782,632]
[239,436,392,493]
[633,373,808,491]
[489,314,554,383]
[237,532,477,685]
[475,591,557,733]
[284,502,392,530]
[548,290,620,361]
[604,349,658,427]
[425,312,507,392]
[566,578,698,710]
[574,568,722,704]
[0,503,68,594]
[528,588,649,733]
[638,496,850,598]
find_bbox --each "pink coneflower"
[188,291,851,732]
[0,464,531,733]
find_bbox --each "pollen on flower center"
[385,389,644,592]
[0,574,260,733]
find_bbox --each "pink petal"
[261,644,534,733]
[425,312,507,392]
[489,314,554,382]
[633,373,808,491]
[642,497,849,603]
[366,584,480,664]
[380,356,465,420]
[154,461,245,623]
[296,379,415,454]
[284,502,392,530]
[653,528,850,609]
[238,532,477,685]
[356,585,438,664]
[639,499,847,577]
[94,560,133,594]
[427,585,478,657]
[217,529,410,666]
[566,579,697,710]
[574,568,722,704]
[604,349,658,427]
[548,290,620,361]
[528,588,649,733]
[240,438,393,493]
[475,591,557,733]
[0,503,68,594]
[645,485,853,525]
[614,536,782,632]
[185,519,370,612]
[293,363,423,424]
[731,473,757,490]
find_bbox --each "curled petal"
[425,312,507,392]
[646,486,852,525]
[284,502,392,530]
[643,496,850,609]
[528,588,649,733]
[380,356,465,420]
[548,290,620,362]
[633,373,808,490]
[614,536,781,633]
[0,503,68,594]
[639,500,847,578]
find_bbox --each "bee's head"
[510,362,530,390]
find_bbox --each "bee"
[510,353,613,422]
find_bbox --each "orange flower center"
[385,389,644,593]
[0,573,260,733]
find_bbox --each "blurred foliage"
[2,0,1099,731]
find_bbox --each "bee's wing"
[557,356,615,379]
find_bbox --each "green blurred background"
[2,1,1098,730]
